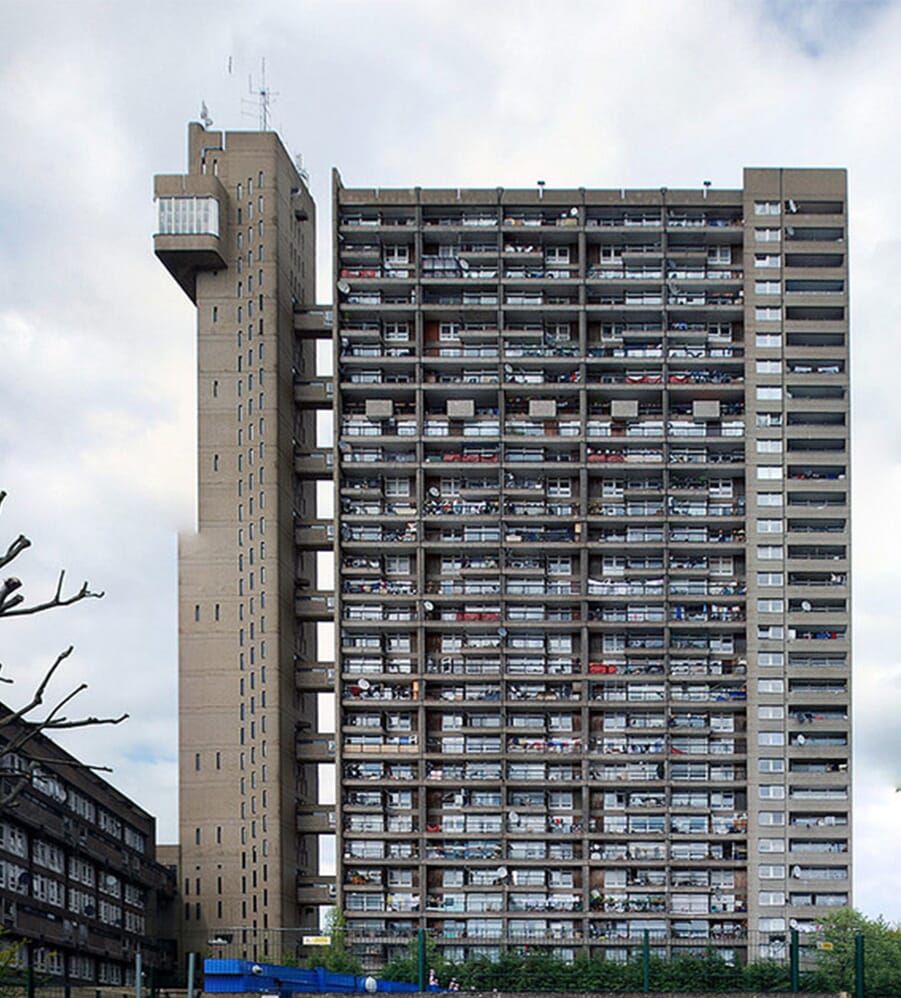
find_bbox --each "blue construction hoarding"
[205,959,423,994]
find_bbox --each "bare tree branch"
[0,491,125,810]
[0,570,103,618]
[0,535,30,570]
[10,756,114,772]
[0,646,74,727]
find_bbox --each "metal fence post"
[790,927,799,993]
[855,932,864,998]
[26,941,34,998]
[417,928,427,992]
[642,929,650,993]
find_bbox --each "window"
[759,705,785,720]
[757,545,784,560]
[546,477,573,498]
[757,493,783,507]
[754,202,782,216]
[757,519,784,533]
[758,652,784,668]
[756,360,782,374]
[757,598,784,614]
[759,891,786,905]
[757,572,784,586]
[756,333,782,347]
[757,412,783,427]
[759,865,786,879]
[758,838,786,853]
[755,306,782,321]
[384,322,410,341]
[759,812,786,827]
[384,245,410,264]
[759,758,786,772]
[756,386,783,401]
[755,254,781,268]
[755,228,782,242]
[755,281,781,295]
[384,477,411,497]
[758,624,784,639]
[157,196,220,236]
[758,679,785,694]
[758,732,786,748]
[545,246,571,264]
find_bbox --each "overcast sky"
[1,0,900,920]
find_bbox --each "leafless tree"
[0,490,128,807]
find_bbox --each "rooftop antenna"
[244,58,278,131]
[537,179,546,200]
[199,101,213,128]
[703,180,712,200]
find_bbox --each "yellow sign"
[817,941,834,951]
[302,936,332,946]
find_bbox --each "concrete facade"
[0,708,176,984]
[155,124,327,956]
[332,170,850,965]
[156,125,850,966]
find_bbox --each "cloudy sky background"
[2,0,900,918]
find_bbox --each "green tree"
[309,910,363,976]
[0,931,26,998]
[806,908,901,997]
[380,931,458,986]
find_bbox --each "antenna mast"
[247,58,278,131]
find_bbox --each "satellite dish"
[792,865,802,879]
[423,600,435,612]
[801,600,812,612]
[790,919,799,929]
[796,733,806,746]
[497,627,508,637]
[337,280,351,295]
[429,487,440,497]
[357,678,371,690]
[459,258,470,270]
[497,866,508,878]
[569,207,578,217]
[509,811,520,824]
[504,364,514,374]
